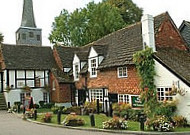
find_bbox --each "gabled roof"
[1,44,55,70]
[55,46,79,68]
[179,20,190,48]
[155,47,190,86]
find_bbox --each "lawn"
[31,112,190,132]
[34,113,140,130]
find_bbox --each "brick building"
[51,12,190,120]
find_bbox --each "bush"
[145,115,174,132]
[62,114,85,126]
[51,106,60,114]
[172,116,187,127]
[154,101,177,118]
[62,106,81,115]
[39,101,45,108]
[83,101,102,115]
[41,112,52,123]
[34,104,39,109]
[14,101,22,106]
[103,116,128,129]
[43,103,54,108]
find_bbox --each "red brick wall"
[53,48,63,70]
[50,73,73,103]
[155,17,187,50]
[75,65,141,95]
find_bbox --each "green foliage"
[51,106,60,114]
[83,101,102,114]
[103,0,143,24]
[43,103,55,108]
[62,106,81,115]
[172,116,188,127]
[49,1,127,46]
[0,32,4,43]
[63,114,85,126]
[103,116,128,129]
[112,103,131,112]
[133,47,158,118]
[34,104,39,109]
[39,101,45,108]
[154,101,177,118]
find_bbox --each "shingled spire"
[21,0,36,28]
[16,0,42,46]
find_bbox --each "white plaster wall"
[98,56,104,64]
[155,60,190,122]
[9,70,15,88]
[4,88,49,107]
[73,54,80,81]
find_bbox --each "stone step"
[0,93,7,110]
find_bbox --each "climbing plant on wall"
[133,46,158,117]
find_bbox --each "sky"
[0,0,190,46]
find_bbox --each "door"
[78,90,86,106]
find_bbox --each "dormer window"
[90,58,97,77]
[118,67,128,78]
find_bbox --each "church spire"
[16,0,42,46]
[21,0,36,27]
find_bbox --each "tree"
[104,0,143,25]
[0,33,4,43]
[49,0,142,47]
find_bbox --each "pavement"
[0,111,190,135]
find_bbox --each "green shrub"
[62,106,81,115]
[39,101,45,108]
[103,116,128,129]
[83,101,102,115]
[43,103,54,108]
[14,101,22,106]
[62,114,85,126]
[145,115,174,132]
[172,115,187,127]
[51,106,60,114]
[34,104,39,109]
[154,101,177,118]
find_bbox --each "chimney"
[141,14,156,52]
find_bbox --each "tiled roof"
[1,44,55,70]
[179,20,190,49]
[55,46,79,68]
[51,68,73,83]
[155,47,190,86]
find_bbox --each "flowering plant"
[145,115,174,132]
[103,116,128,129]
[42,112,52,123]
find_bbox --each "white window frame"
[157,87,173,101]
[118,94,130,103]
[89,89,103,103]
[117,67,128,78]
[90,58,97,78]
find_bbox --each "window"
[90,59,97,77]
[22,33,26,40]
[52,80,56,91]
[37,35,41,41]
[118,94,129,103]
[43,93,48,103]
[75,65,79,80]
[29,32,34,38]
[89,89,103,102]
[157,87,173,101]
[20,92,30,104]
[118,67,128,78]
[20,93,25,104]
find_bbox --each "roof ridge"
[2,44,51,48]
